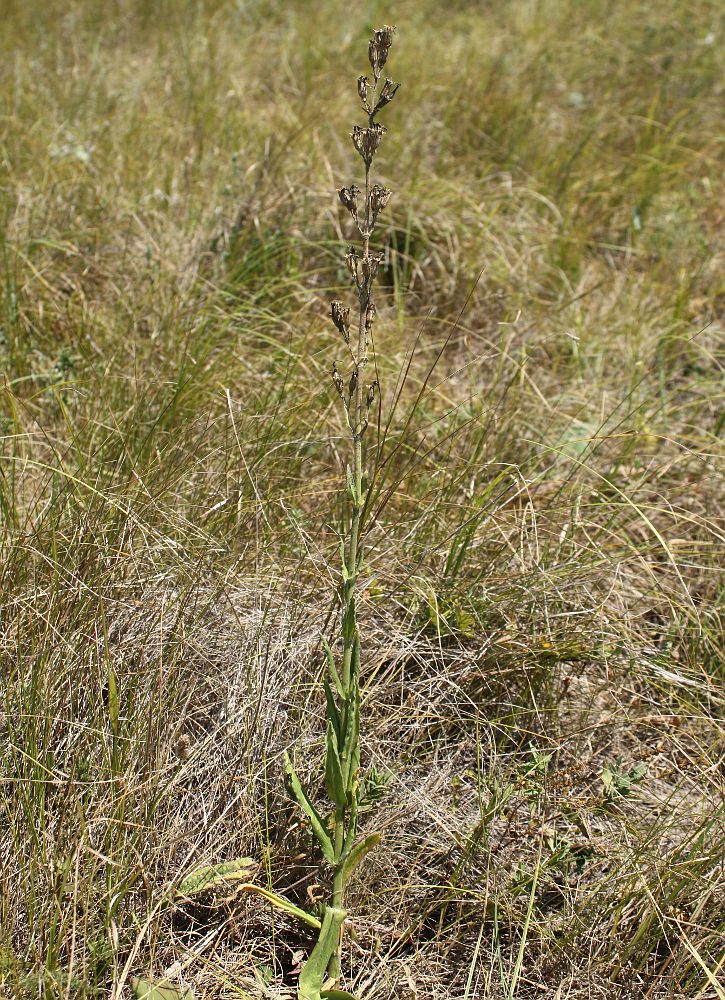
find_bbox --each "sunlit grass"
[0,1,722,997]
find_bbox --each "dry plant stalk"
[284,25,400,1000]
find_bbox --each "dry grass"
[1,1,723,998]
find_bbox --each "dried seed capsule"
[369,184,392,225]
[364,302,377,332]
[332,361,345,399]
[373,25,395,49]
[369,25,395,77]
[366,380,378,409]
[330,301,350,341]
[374,78,399,113]
[337,185,360,220]
[344,247,362,288]
[361,252,383,290]
[348,369,357,401]
[357,75,370,108]
[351,124,386,167]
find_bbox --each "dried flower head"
[366,380,378,409]
[344,246,362,288]
[337,184,360,220]
[357,75,370,108]
[375,78,400,113]
[369,25,395,77]
[365,301,377,332]
[369,184,392,224]
[332,360,345,399]
[331,301,350,341]
[351,124,386,167]
[361,252,383,290]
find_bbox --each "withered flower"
[365,302,377,332]
[366,380,378,409]
[331,301,350,341]
[374,78,399,113]
[369,184,392,224]
[369,25,395,77]
[357,75,370,108]
[351,124,386,167]
[337,184,360,220]
[361,252,383,290]
[332,361,345,399]
[344,246,362,288]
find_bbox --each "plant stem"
[298,28,397,994]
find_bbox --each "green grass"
[0,1,723,997]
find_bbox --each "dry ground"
[0,1,723,998]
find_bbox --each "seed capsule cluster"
[330,25,399,442]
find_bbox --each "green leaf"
[241,885,321,930]
[323,679,342,745]
[298,906,347,1000]
[343,780,360,855]
[630,761,647,782]
[285,754,335,863]
[325,722,347,806]
[322,637,345,698]
[321,991,359,1000]
[131,978,194,1000]
[176,860,321,930]
[341,832,381,884]
[342,677,360,788]
[176,858,256,897]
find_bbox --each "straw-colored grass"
[1,1,723,998]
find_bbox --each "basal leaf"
[176,858,256,897]
[131,978,194,1000]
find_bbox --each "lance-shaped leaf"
[239,884,321,929]
[298,906,349,1000]
[339,539,349,580]
[285,753,335,863]
[325,721,347,806]
[131,979,194,1000]
[176,857,256,897]
[321,636,345,698]
[343,779,360,855]
[176,859,321,929]
[323,678,342,745]
[342,676,360,789]
[321,992,359,999]
[340,832,381,884]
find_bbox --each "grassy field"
[1,0,723,997]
